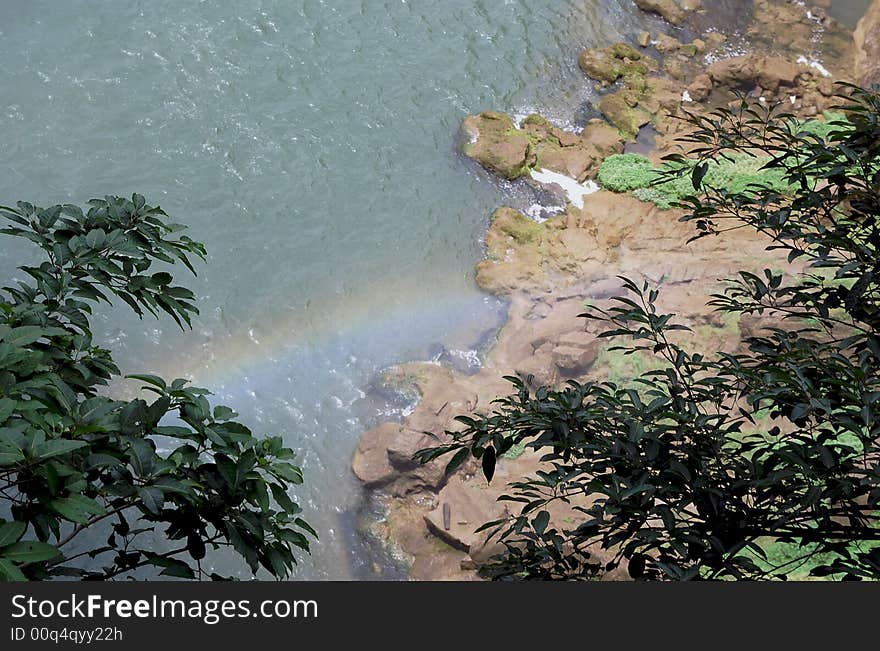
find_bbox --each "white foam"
[529,168,600,209]
[682,90,693,103]
[525,202,565,223]
[797,55,831,78]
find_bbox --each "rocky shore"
[352,0,880,580]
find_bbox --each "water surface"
[0,0,653,578]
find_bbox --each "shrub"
[0,195,314,580]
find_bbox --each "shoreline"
[352,0,874,580]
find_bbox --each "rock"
[708,54,801,94]
[462,111,614,183]
[520,114,600,181]
[578,42,648,86]
[551,342,600,376]
[638,31,651,48]
[461,111,532,179]
[599,92,652,139]
[351,422,400,487]
[386,429,431,471]
[687,73,713,102]
[424,479,507,552]
[855,0,880,87]
[635,0,685,26]
[580,119,625,157]
[655,33,682,54]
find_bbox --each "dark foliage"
[0,195,313,580]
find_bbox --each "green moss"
[596,153,657,192]
[497,211,543,243]
[598,152,792,209]
[597,113,855,209]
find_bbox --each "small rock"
[687,73,713,102]
[637,31,651,48]
[551,342,600,376]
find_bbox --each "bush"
[0,195,314,580]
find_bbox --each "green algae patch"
[494,207,543,244]
[597,112,852,209]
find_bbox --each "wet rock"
[578,42,650,85]
[687,73,713,102]
[580,119,626,157]
[520,114,601,181]
[638,31,651,48]
[655,33,683,54]
[352,423,400,488]
[462,111,613,183]
[635,0,685,26]
[461,111,532,180]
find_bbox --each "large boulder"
[855,0,880,87]
[707,54,801,94]
[461,111,613,182]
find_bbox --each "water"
[0,0,654,578]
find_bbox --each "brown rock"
[580,119,625,157]
[461,111,532,180]
[578,42,649,86]
[424,479,507,552]
[551,342,600,376]
[635,0,685,26]
[687,73,713,103]
[351,423,400,487]
[638,31,651,48]
[655,33,682,54]
[708,54,801,93]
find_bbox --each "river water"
[0,0,666,578]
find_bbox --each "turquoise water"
[0,0,653,578]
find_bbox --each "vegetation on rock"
[0,196,313,580]
[598,111,849,209]
[417,85,880,581]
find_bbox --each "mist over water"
[0,0,653,578]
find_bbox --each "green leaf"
[270,462,303,484]
[294,517,318,540]
[138,486,164,515]
[34,439,87,460]
[2,541,60,564]
[126,374,167,391]
[0,558,27,581]
[532,511,550,536]
[50,496,106,525]
[0,521,27,548]
[444,448,470,477]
